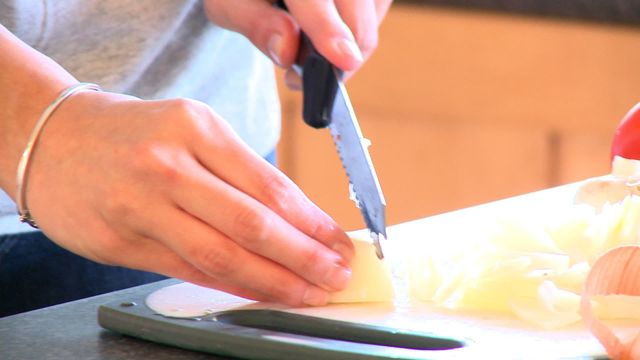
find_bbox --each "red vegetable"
[612,103,640,161]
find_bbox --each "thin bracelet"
[16,82,102,228]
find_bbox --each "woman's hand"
[203,0,393,88]
[25,90,355,306]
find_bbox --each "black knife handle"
[275,0,342,129]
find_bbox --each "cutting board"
[99,183,611,359]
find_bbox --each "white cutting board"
[297,183,606,358]
[151,183,609,359]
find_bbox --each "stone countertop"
[0,279,230,360]
[397,0,640,26]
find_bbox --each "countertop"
[0,279,230,360]
[398,0,640,26]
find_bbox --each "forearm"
[0,24,77,198]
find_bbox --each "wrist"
[16,83,102,228]
[0,78,78,200]
[0,26,78,198]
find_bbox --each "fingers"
[334,0,379,61]
[144,202,331,306]
[109,233,269,302]
[168,153,353,289]
[285,0,391,69]
[186,112,354,262]
[111,222,301,304]
[160,103,355,304]
[203,0,300,68]
[86,208,267,300]
[203,0,391,76]
[373,0,393,25]
[285,0,364,71]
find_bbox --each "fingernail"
[323,264,352,291]
[303,286,329,306]
[284,69,302,91]
[333,242,354,263]
[335,38,364,63]
[267,33,284,67]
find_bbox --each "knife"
[275,1,387,258]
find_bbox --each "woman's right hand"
[203,0,393,89]
[23,90,354,306]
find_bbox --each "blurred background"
[276,1,640,231]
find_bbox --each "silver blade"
[328,75,387,259]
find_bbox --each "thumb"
[284,0,364,71]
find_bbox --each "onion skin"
[580,246,640,359]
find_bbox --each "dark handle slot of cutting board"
[215,309,465,350]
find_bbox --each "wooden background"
[276,4,640,231]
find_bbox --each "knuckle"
[129,142,184,185]
[264,279,302,305]
[129,142,159,174]
[245,25,264,49]
[167,97,203,116]
[166,98,221,142]
[306,218,324,240]
[232,206,272,248]
[299,246,325,275]
[259,173,294,215]
[169,98,207,126]
[154,158,181,185]
[102,188,134,221]
[259,173,328,240]
[245,13,291,54]
[196,246,235,278]
[244,12,278,49]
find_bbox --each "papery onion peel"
[581,246,640,359]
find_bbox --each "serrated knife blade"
[274,0,387,258]
[328,70,387,259]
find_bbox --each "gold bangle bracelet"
[16,82,102,228]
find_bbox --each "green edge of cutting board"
[98,296,469,360]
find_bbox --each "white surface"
[146,183,609,358]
